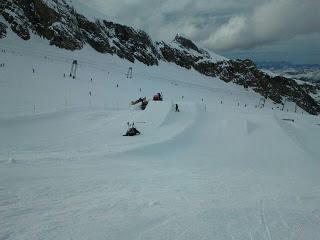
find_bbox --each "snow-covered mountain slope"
[1,0,320,114]
[1,24,320,240]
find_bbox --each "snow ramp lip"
[130,101,173,130]
[109,102,200,156]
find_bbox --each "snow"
[1,28,320,240]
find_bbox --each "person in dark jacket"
[175,104,180,112]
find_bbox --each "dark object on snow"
[123,127,140,136]
[141,100,148,110]
[131,97,149,110]
[123,123,141,136]
[175,104,180,112]
[282,118,295,122]
[70,60,78,79]
[126,67,133,79]
[153,93,163,101]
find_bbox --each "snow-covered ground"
[1,32,320,240]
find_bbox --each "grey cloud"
[203,0,320,51]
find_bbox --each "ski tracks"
[260,200,272,240]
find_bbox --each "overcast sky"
[78,0,320,64]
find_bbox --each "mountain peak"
[173,34,202,54]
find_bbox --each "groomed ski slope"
[1,32,320,240]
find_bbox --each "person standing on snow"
[175,104,180,112]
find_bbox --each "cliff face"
[0,21,7,38]
[1,0,319,114]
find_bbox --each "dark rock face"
[174,35,202,54]
[0,22,7,38]
[265,77,320,115]
[1,1,31,40]
[158,41,200,69]
[1,0,320,115]
[1,0,83,48]
[156,37,212,70]
[102,21,160,65]
[76,15,111,53]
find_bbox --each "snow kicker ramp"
[106,101,198,155]
[0,101,198,162]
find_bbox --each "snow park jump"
[1,1,320,240]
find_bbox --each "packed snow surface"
[1,32,320,240]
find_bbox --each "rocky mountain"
[1,0,320,114]
[0,21,7,38]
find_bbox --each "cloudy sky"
[77,0,320,64]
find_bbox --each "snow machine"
[153,93,163,101]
